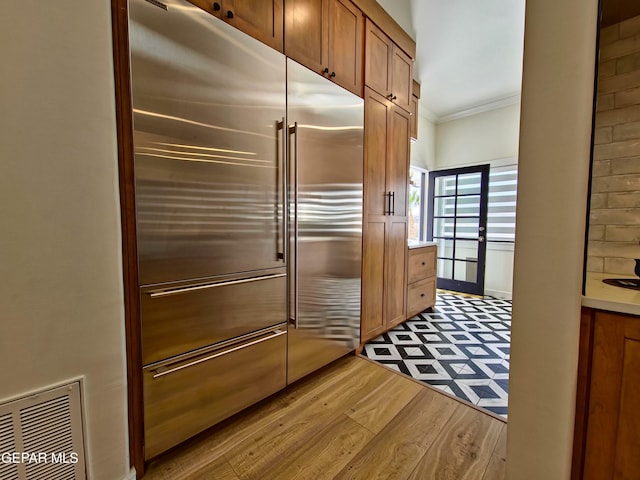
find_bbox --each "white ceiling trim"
[436,93,521,124]
[419,105,438,123]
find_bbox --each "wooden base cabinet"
[360,86,410,345]
[573,307,640,480]
[406,244,437,319]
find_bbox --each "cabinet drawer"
[408,247,436,283]
[407,277,436,318]
[143,326,287,459]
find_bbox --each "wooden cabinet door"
[583,311,640,479]
[410,95,418,140]
[364,19,392,99]
[327,0,363,96]
[361,219,386,343]
[188,0,283,51]
[390,46,413,113]
[225,0,284,52]
[386,105,410,217]
[365,18,413,112]
[385,217,408,328]
[285,0,328,75]
[363,88,389,216]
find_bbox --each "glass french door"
[427,165,490,296]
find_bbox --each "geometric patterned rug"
[361,292,511,418]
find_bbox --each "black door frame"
[427,164,490,296]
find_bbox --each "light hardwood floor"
[144,355,507,480]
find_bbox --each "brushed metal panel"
[129,0,287,285]
[143,327,287,459]
[140,271,286,365]
[287,59,363,383]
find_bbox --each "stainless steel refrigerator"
[286,59,363,383]
[129,0,362,459]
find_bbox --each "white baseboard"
[485,289,512,300]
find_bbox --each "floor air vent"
[0,382,86,480]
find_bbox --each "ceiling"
[378,0,526,121]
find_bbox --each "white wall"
[377,0,416,40]
[0,2,130,480]
[507,0,598,478]
[410,113,436,170]
[435,102,521,170]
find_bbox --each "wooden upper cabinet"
[188,0,284,52]
[284,0,328,73]
[365,19,413,113]
[285,0,363,97]
[390,46,412,112]
[328,0,363,96]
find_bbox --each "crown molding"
[419,106,438,123]
[436,94,521,124]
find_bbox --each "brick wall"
[588,14,640,275]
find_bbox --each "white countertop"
[582,272,640,316]
[408,240,437,249]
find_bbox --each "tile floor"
[362,292,511,418]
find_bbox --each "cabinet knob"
[323,67,329,74]
[420,293,425,297]
[421,261,426,266]
[330,71,336,78]
[226,10,234,18]
[212,2,221,10]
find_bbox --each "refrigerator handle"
[391,191,395,216]
[288,122,299,329]
[276,118,286,263]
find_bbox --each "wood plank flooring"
[144,355,507,480]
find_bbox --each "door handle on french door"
[384,191,391,215]
[390,192,395,216]
[276,118,286,262]
[288,122,299,329]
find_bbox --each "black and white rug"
[362,292,511,418]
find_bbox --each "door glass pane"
[456,195,480,217]
[435,196,456,217]
[455,240,478,260]
[455,217,479,239]
[457,172,482,195]
[454,260,477,282]
[435,238,454,259]
[434,217,455,238]
[435,176,456,196]
[438,258,453,279]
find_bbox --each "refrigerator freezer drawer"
[141,272,286,365]
[142,326,287,460]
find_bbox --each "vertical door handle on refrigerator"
[390,192,395,216]
[288,122,299,329]
[276,119,287,263]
